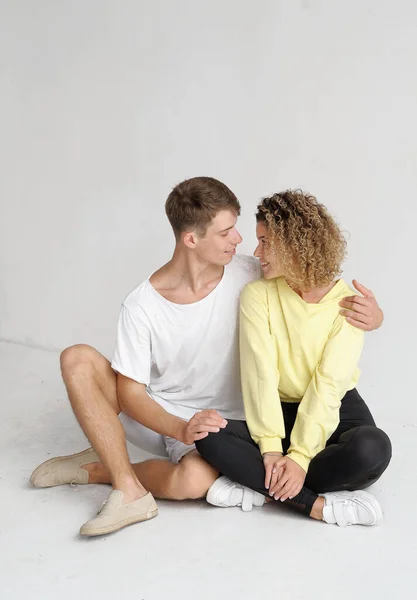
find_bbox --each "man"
[31,177,383,536]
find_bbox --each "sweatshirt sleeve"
[239,284,284,455]
[286,315,364,472]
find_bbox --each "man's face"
[193,210,243,265]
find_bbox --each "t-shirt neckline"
[147,264,228,307]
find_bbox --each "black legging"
[196,389,392,516]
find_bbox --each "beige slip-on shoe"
[79,490,158,537]
[30,447,99,488]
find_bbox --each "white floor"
[0,341,416,600]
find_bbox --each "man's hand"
[177,410,227,446]
[267,455,306,501]
[263,452,284,492]
[339,280,384,331]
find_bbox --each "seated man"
[31,177,384,537]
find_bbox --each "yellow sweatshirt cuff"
[286,450,310,473]
[259,437,283,455]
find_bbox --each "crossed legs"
[57,344,218,500]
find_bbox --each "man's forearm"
[117,376,185,441]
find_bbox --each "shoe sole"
[30,448,97,487]
[79,508,159,537]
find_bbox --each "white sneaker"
[206,476,265,512]
[321,490,383,527]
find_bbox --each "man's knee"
[60,344,98,375]
[170,455,216,500]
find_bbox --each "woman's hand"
[267,455,307,501]
[263,452,284,492]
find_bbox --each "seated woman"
[196,189,392,527]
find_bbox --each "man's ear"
[182,231,198,249]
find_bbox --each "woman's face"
[253,221,285,279]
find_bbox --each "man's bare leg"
[60,344,145,503]
[86,450,219,500]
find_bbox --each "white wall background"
[1,1,416,419]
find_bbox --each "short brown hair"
[256,189,347,291]
[165,177,241,238]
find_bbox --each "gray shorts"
[119,412,196,464]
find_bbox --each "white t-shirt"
[111,255,261,421]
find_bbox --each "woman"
[196,189,391,527]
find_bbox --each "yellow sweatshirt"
[239,277,364,472]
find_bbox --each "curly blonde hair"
[256,189,347,291]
